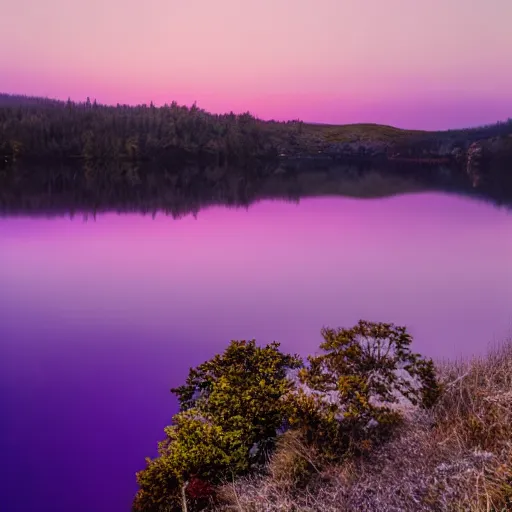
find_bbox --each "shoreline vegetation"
[2,94,511,511]
[1,93,512,173]
[217,338,512,512]
[2,94,511,210]
[132,322,512,512]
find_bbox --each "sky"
[1,0,512,129]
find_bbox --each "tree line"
[1,93,511,167]
[0,94,304,165]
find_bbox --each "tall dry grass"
[213,339,512,511]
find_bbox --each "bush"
[287,321,440,458]
[133,322,440,511]
[133,340,302,511]
[213,338,512,512]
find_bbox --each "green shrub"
[133,322,440,511]
[133,340,302,511]
[288,321,440,458]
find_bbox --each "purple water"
[1,193,511,512]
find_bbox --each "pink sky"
[1,0,512,129]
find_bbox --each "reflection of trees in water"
[0,161,510,218]
[468,164,512,208]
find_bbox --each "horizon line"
[1,90,511,133]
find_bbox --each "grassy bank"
[132,322,512,512]
[216,340,512,511]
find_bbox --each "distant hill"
[1,93,511,171]
[1,92,511,134]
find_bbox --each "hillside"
[1,94,512,184]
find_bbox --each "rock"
[467,142,486,187]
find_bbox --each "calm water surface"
[1,193,511,512]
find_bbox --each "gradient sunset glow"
[2,0,512,129]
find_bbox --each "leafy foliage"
[133,323,441,511]
[133,340,302,511]
[288,321,440,457]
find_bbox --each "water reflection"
[0,163,511,512]
[1,160,511,218]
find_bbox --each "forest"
[2,93,512,167]
[0,93,295,165]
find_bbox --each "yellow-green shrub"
[288,321,440,459]
[133,340,302,511]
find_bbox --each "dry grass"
[301,123,427,144]
[212,340,512,511]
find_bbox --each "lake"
[1,189,512,511]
